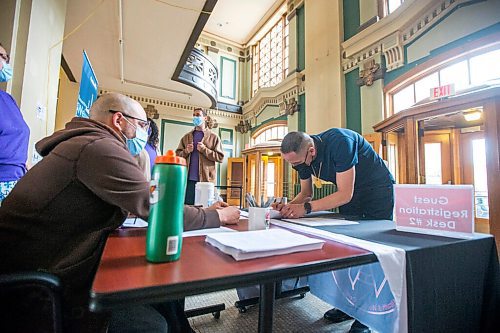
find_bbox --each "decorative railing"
[175,48,218,107]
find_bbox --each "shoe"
[323,308,353,323]
[348,320,371,333]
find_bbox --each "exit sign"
[430,84,455,100]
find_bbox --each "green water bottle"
[146,150,187,262]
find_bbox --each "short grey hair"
[281,131,312,154]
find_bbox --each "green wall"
[343,0,360,41]
[296,5,305,72]
[345,68,361,133]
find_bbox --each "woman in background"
[145,118,160,174]
[0,42,29,205]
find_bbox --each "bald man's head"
[89,93,145,124]
[89,92,147,140]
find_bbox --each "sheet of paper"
[183,226,236,237]
[122,217,148,228]
[281,217,359,227]
[206,229,324,260]
[206,229,324,253]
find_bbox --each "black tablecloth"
[309,215,499,333]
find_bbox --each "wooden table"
[90,222,377,332]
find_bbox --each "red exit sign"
[430,84,455,100]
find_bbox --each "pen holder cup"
[248,207,271,231]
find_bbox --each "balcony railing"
[174,48,218,107]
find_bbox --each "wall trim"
[242,72,305,122]
[341,0,481,73]
[99,88,243,121]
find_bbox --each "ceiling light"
[463,109,482,122]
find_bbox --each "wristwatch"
[304,202,312,214]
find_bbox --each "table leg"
[258,282,275,333]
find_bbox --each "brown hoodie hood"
[0,117,149,301]
[36,117,125,157]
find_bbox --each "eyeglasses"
[0,52,10,64]
[109,110,149,130]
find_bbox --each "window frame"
[251,14,289,96]
[385,40,500,118]
[251,121,288,147]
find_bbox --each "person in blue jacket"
[277,129,395,333]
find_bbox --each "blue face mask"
[121,118,148,156]
[193,116,204,127]
[0,60,13,82]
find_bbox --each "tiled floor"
[186,289,356,333]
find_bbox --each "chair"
[0,271,64,333]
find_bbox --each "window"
[472,139,488,219]
[387,0,403,13]
[379,0,405,17]
[439,60,469,91]
[393,85,414,113]
[389,47,500,115]
[424,143,442,184]
[251,124,288,146]
[415,73,439,103]
[252,15,289,95]
[469,49,500,85]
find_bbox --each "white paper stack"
[205,229,325,261]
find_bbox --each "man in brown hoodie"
[0,93,238,332]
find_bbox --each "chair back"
[0,271,63,333]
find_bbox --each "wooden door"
[226,157,244,206]
[386,132,399,183]
[265,155,283,199]
[246,154,257,205]
[460,131,489,232]
[421,131,452,184]
[364,133,383,156]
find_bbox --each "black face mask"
[292,150,310,171]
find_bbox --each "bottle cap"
[155,150,187,166]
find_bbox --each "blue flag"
[76,51,98,118]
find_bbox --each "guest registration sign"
[394,184,474,238]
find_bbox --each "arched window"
[387,46,500,116]
[251,123,288,147]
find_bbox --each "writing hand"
[217,206,240,225]
[280,204,306,219]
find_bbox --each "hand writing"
[217,206,240,225]
[280,203,306,219]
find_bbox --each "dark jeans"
[108,305,168,333]
[339,184,394,220]
[184,180,196,205]
[108,300,193,333]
